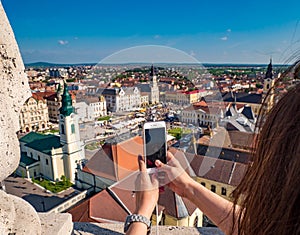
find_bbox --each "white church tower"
[59,83,85,182]
[263,58,275,93]
[263,59,275,111]
[150,65,159,104]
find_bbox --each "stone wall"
[73,223,224,235]
[0,2,72,234]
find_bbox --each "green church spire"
[59,83,74,116]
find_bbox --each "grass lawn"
[32,178,73,193]
[49,129,59,133]
[85,142,101,150]
[97,116,111,121]
[168,127,192,139]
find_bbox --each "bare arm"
[126,155,159,235]
[185,179,239,235]
[156,152,239,235]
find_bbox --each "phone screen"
[145,127,166,168]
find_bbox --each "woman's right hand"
[155,151,195,199]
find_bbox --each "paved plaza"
[4,175,81,212]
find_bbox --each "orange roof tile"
[193,100,208,107]
[82,145,117,181]
[114,136,142,179]
[89,189,129,223]
[83,136,142,181]
[67,199,97,223]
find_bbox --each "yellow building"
[184,151,247,202]
[165,89,201,105]
[45,85,76,123]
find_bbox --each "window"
[201,182,206,187]
[71,124,75,134]
[38,155,40,161]
[221,187,227,196]
[159,214,165,225]
[211,185,216,193]
[61,124,65,134]
[194,216,199,227]
[46,159,49,165]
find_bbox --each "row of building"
[19,85,107,133]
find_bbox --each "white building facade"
[75,96,107,122]
[102,87,141,112]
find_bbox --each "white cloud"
[227,29,232,33]
[58,40,69,45]
[154,35,160,39]
[221,36,228,41]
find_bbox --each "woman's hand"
[155,151,195,199]
[134,155,159,219]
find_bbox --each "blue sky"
[2,0,300,64]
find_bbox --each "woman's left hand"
[134,155,159,219]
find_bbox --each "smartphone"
[143,121,167,174]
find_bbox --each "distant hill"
[25,62,289,69]
[25,62,97,68]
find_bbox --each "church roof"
[136,83,151,93]
[20,152,39,167]
[20,132,62,155]
[101,88,117,96]
[222,92,262,104]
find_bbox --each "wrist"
[184,178,197,200]
[124,214,151,234]
[135,208,153,220]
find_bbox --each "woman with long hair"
[125,61,300,235]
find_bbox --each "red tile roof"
[82,146,117,181]
[89,189,129,223]
[82,136,142,181]
[185,153,247,187]
[67,199,97,223]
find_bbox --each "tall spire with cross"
[265,58,273,80]
[149,64,159,104]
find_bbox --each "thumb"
[155,160,170,170]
